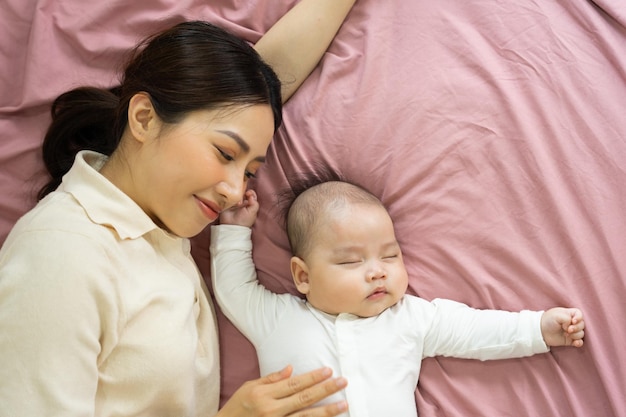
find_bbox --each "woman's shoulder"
[1,191,118,259]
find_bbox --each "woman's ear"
[290,256,310,295]
[127,92,159,144]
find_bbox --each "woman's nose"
[216,171,246,208]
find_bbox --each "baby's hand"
[219,189,259,228]
[540,307,585,348]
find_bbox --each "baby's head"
[284,181,409,317]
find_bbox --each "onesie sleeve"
[421,298,549,361]
[0,229,121,417]
[210,225,289,344]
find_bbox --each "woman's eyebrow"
[216,130,250,152]
[216,130,266,163]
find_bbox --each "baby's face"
[300,203,409,318]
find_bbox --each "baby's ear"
[290,256,310,295]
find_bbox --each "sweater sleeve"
[210,225,288,345]
[0,229,121,417]
[420,298,549,361]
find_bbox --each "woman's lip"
[195,196,220,221]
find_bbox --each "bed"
[1,0,624,415]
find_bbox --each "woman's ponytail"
[38,87,120,199]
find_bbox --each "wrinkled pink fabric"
[1,1,625,416]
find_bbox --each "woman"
[0,1,355,416]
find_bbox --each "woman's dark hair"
[38,20,282,199]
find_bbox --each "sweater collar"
[60,150,161,240]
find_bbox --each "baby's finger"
[244,189,257,201]
[571,335,584,347]
[570,308,583,324]
[568,319,585,333]
[566,328,585,348]
[569,328,585,340]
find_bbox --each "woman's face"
[127,103,275,237]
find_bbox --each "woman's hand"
[217,365,348,417]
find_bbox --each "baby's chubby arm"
[219,190,259,228]
[541,308,585,348]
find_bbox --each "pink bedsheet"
[1,0,625,415]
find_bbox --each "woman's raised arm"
[254,0,357,102]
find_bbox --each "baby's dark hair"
[278,167,385,258]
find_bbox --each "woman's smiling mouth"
[195,196,221,221]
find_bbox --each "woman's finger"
[270,367,334,398]
[289,398,349,417]
[276,373,348,415]
[234,366,348,417]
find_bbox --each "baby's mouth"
[367,287,387,299]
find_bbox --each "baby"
[211,180,585,416]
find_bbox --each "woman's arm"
[254,0,357,102]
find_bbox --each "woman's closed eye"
[217,147,234,162]
[216,147,256,179]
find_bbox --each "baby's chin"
[309,298,397,318]
[358,305,394,318]
[340,302,396,318]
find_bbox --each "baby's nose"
[366,264,387,281]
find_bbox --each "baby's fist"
[541,307,585,348]
[219,190,259,228]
